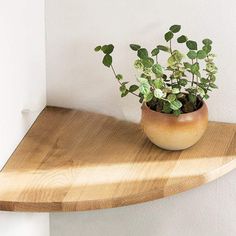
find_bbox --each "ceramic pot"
[141,102,208,150]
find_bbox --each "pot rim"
[142,100,207,118]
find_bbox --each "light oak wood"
[0,106,236,212]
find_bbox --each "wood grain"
[0,106,236,212]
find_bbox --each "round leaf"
[116,74,123,80]
[202,38,212,45]
[187,50,197,59]
[173,110,182,116]
[154,89,164,99]
[177,35,188,43]
[186,40,198,50]
[121,89,129,97]
[169,25,181,33]
[142,57,154,68]
[151,48,159,56]
[157,45,170,52]
[167,94,176,102]
[144,93,153,102]
[197,87,205,97]
[170,100,182,110]
[153,78,164,89]
[102,44,114,54]
[129,85,139,92]
[162,102,172,113]
[191,62,200,74]
[188,93,197,104]
[152,64,163,77]
[209,83,218,89]
[94,45,101,52]
[179,79,188,86]
[203,45,212,54]
[138,78,150,95]
[137,48,148,59]
[102,54,112,67]
[130,44,141,51]
[164,31,174,42]
[197,50,207,59]
[172,88,180,94]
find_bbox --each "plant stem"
[169,40,174,88]
[191,59,194,87]
[169,40,173,54]
[110,65,139,97]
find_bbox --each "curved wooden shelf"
[0,107,236,212]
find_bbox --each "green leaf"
[144,93,153,102]
[188,93,197,104]
[167,94,176,102]
[210,74,216,82]
[209,83,218,89]
[102,54,112,67]
[203,45,212,54]
[197,50,207,59]
[200,77,208,84]
[186,40,198,50]
[191,62,200,74]
[153,78,164,89]
[134,59,143,70]
[168,50,184,66]
[154,89,164,99]
[152,64,163,77]
[169,25,181,33]
[197,87,205,97]
[129,84,139,92]
[172,50,184,62]
[94,45,101,52]
[168,55,176,66]
[184,62,192,69]
[120,83,127,93]
[138,78,150,95]
[116,74,123,80]
[137,48,148,59]
[157,45,170,52]
[170,100,182,110]
[101,44,114,54]
[168,51,184,65]
[173,109,181,116]
[202,38,212,45]
[142,57,154,68]
[138,77,149,84]
[165,31,174,42]
[121,90,129,97]
[177,35,188,43]
[162,102,172,113]
[172,88,180,94]
[187,50,197,60]
[130,44,141,51]
[179,79,188,86]
[151,48,159,56]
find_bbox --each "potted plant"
[94,25,218,150]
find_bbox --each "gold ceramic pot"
[141,102,208,150]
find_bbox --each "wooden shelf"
[0,106,236,212]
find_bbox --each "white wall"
[46,0,236,123]
[0,1,49,236]
[46,0,236,236]
[0,212,49,236]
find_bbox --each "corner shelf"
[0,106,236,212]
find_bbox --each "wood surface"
[0,106,236,212]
